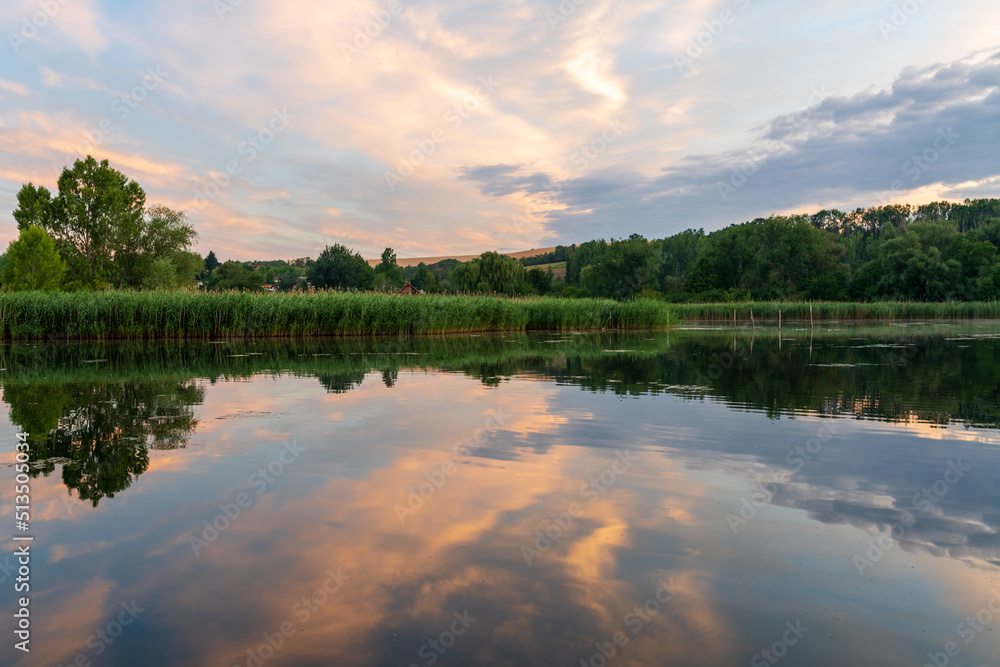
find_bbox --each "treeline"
[6,156,1000,303]
[559,199,1000,302]
[299,199,1000,302]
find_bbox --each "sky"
[0,0,998,262]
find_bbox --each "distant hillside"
[366,247,557,268]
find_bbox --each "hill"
[366,247,557,268]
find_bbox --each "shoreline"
[0,291,997,340]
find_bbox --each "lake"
[1,323,999,666]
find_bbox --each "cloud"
[0,79,28,96]
[0,0,998,258]
[493,49,1000,243]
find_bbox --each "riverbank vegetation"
[4,157,1000,308]
[0,291,673,340]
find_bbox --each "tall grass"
[671,301,1000,322]
[3,292,996,340]
[0,291,674,340]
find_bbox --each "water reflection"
[0,324,998,666]
[3,377,201,505]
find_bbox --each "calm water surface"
[1,323,999,666]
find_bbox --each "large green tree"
[116,205,198,287]
[42,157,145,285]
[449,251,525,295]
[580,235,662,299]
[12,157,196,289]
[306,244,373,290]
[374,247,404,288]
[275,265,303,291]
[204,250,219,277]
[2,226,67,291]
[658,229,706,293]
[862,220,997,301]
[213,261,264,291]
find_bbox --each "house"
[398,281,419,295]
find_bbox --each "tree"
[12,183,55,230]
[449,251,525,295]
[306,244,373,290]
[204,250,219,276]
[2,226,67,291]
[143,257,179,290]
[116,205,198,288]
[274,265,302,291]
[141,251,202,290]
[865,220,996,301]
[372,273,394,293]
[42,157,146,285]
[11,157,197,289]
[580,236,661,299]
[566,240,605,286]
[143,206,196,272]
[170,250,204,286]
[659,229,706,285]
[374,247,404,287]
[525,267,552,295]
[213,261,263,291]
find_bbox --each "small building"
[398,281,418,295]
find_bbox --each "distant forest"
[222,198,1000,302]
[353,199,1000,302]
[7,158,1000,302]
[551,198,1000,302]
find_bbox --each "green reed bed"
[0,291,674,340]
[671,301,1000,322]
